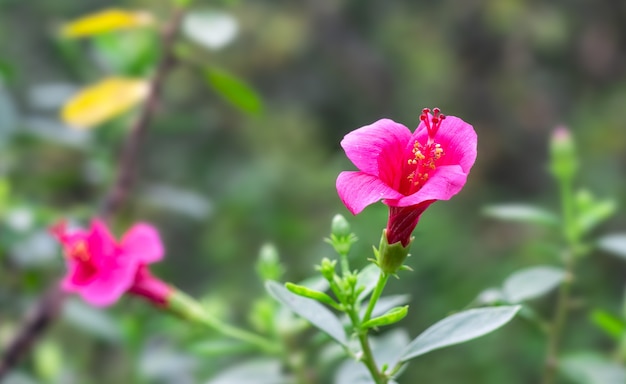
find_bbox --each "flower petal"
[341,119,412,185]
[337,171,404,214]
[86,219,118,268]
[392,165,468,207]
[121,223,164,264]
[79,260,138,307]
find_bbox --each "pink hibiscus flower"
[51,219,170,307]
[336,108,477,247]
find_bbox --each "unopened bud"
[331,214,351,237]
[317,258,337,281]
[549,126,578,182]
[362,305,408,329]
[256,243,284,281]
[286,283,338,307]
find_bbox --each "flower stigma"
[407,108,446,190]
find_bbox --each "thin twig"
[101,9,184,221]
[0,9,185,378]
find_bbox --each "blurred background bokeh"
[1,0,626,383]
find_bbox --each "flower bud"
[256,243,284,281]
[362,305,408,329]
[377,229,412,274]
[286,283,338,307]
[317,258,337,281]
[331,214,351,237]
[549,126,578,182]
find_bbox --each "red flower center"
[405,108,446,193]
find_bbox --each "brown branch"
[101,9,184,221]
[0,9,185,378]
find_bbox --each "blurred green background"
[1,0,626,383]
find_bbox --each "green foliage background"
[1,0,626,383]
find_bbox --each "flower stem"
[541,179,579,384]
[363,271,390,323]
[342,268,392,384]
[345,307,386,384]
[357,332,386,384]
[339,253,351,277]
[541,252,574,384]
[167,289,281,355]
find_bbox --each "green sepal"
[285,282,340,310]
[376,230,412,275]
[362,305,408,329]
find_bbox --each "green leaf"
[597,234,626,260]
[183,11,238,50]
[559,352,626,384]
[502,266,566,303]
[92,30,159,76]
[62,299,123,342]
[190,339,255,356]
[335,329,408,384]
[265,281,347,346]
[204,67,263,115]
[590,310,626,340]
[206,359,290,384]
[482,204,559,227]
[575,190,617,235]
[356,263,381,301]
[399,306,521,362]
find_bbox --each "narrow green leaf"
[482,204,559,227]
[575,191,617,235]
[265,281,347,346]
[399,306,521,362]
[590,310,626,340]
[502,266,566,303]
[559,352,626,384]
[597,234,626,260]
[204,67,263,115]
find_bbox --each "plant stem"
[363,271,390,323]
[339,252,350,277]
[101,8,185,220]
[343,269,392,384]
[345,307,385,384]
[358,332,386,384]
[541,179,578,384]
[168,290,281,355]
[541,252,574,384]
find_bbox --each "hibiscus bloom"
[336,108,477,248]
[51,219,170,307]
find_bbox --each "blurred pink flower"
[337,108,477,246]
[51,219,167,307]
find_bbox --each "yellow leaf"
[61,8,154,38]
[61,78,150,129]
